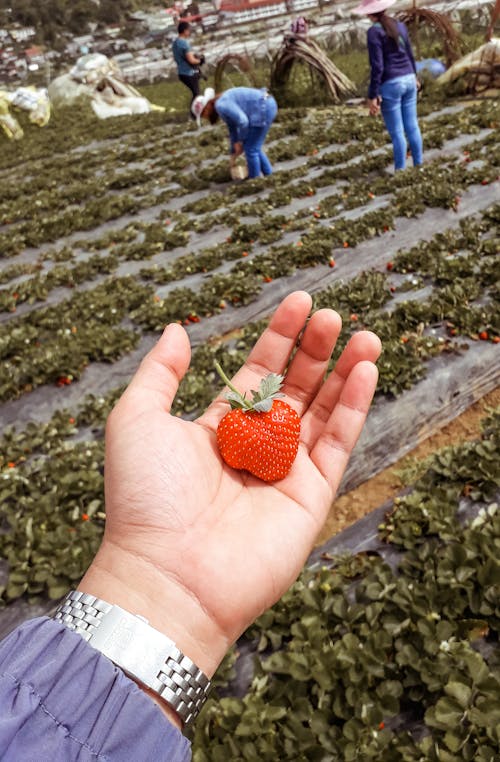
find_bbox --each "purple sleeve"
[367,27,384,99]
[0,617,191,761]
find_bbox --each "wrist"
[78,540,230,723]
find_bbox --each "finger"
[281,308,341,415]
[301,331,381,450]
[123,323,191,412]
[311,360,378,494]
[199,290,312,427]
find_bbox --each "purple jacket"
[0,617,191,761]
[367,21,417,99]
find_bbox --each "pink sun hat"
[352,0,396,15]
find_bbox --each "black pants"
[179,73,200,105]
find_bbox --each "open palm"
[81,292,381,678]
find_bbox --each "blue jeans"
[243,96,278,178]
[380,74,423,170]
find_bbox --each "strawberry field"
[1,91,499,759]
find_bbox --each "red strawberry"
[215,364,300,482]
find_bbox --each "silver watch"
[53,590,211,725]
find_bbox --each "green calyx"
[215,362,284,413]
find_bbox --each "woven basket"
[230,162,248,181]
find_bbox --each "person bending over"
[192,86,278,179]
[172,21,204,108]
[354,0,423,171]
[0,292,381,760]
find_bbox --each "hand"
[79,293,381,719]
[233,141,244,157]
[368,97,381,117]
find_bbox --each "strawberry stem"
[214,362,252,409]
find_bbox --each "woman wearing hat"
[192,86,278,179]
[354,0,423,171]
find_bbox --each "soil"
[317,386,500,545]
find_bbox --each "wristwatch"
[53,590,211,725]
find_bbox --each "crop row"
[0,207,498,607]
[0,100,495,259]
[190,409,500,761]
[1,125,495,319]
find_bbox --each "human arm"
[0,292,381,757]
[367,27,384,100]
[231,141,244,159]
[0,617,190,761]
[215,94,250,147]
[185,50,202,66]
[177,38,201,67]
[79,291,380,710]
[368,97,381,116]
[486,0,500,40]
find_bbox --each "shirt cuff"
[0,617,191,761]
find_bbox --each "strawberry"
[215,364,300,482]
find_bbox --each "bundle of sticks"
[397,7,462,67]
[271,37,356,103]
[437,39,500,93]
[214,54,256,92]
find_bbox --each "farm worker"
[290,16,309,37]
[172,21,205,108]
[192,86,278,179]
[486,0,500,40]
[0,292,381,761]
[354,0,423,171]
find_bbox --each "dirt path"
[317,386,500,544]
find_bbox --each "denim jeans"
[243,96,278,178]
[178,73,200,107]
[380,74,423,170]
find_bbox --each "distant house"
[130,11,175,33]
[103,25,122,38]
[10,27,36,43]
[24,45,45,71]
[25,45,45,64]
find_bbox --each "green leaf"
[444,681,472,708]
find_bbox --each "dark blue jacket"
[367,20,417,99]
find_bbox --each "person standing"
[354,0,423,171]
[191,86,278,179]
[172,21,204,107]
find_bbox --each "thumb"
[124,323,191,412]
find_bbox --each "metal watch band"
[53,590,211,725]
